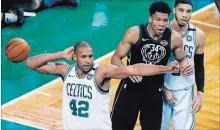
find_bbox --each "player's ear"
[149,16,152,24]
[173,8,176,15]
[72,54,77,61]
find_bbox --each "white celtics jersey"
[62,64,111,129]
[164,24,196,90]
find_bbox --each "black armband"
[194,53,205,92]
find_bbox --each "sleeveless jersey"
[62,65,111,129]
[126,23,172,88]
[164,23,196,90]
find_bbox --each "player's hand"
[129,76,142,83]
[63,47,74,60]
[167,60,179,73]
[180,63,194,76]
[192,91,203,115]
[163,87,177,105]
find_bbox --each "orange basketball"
[5,38,30,63]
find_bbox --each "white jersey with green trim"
[62,64,111,129]
[164,23,196,90]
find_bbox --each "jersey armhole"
[169,29,173,53]
[63,65,74,81]
[133,24,143,48]
[193,26,198,51]
[93,69,109,94]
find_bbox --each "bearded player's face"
[174,3,192,26]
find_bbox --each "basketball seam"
[5,41,26,56]
[8,45,29,60]
[5,39,22,49]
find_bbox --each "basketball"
[5,38,30,63]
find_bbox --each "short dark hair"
[74,40,91,53]
[174,0,193,7]
[149,1,171,16]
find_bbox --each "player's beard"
[78,64,92,74]
[175,14,191,27]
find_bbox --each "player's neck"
[147,25,161,40]
[77,67,87,79]
[170,19,188,35]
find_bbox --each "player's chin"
[156,31,164,36]
[179,21,187,26]
[83,67,92,73]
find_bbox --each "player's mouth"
[158,29,164,33]
[180,19,187,22]
[84,65,91,69]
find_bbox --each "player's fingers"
[166,97,173,104]
[192,99,195,106]
[181,65,194,76]
[180,64,190,73]
[169,100,174,105]
[195,105,202,114]
[166,100,171,104]
[129,76,136,83]
[180,65,186,73]
[173,61,179,69]
[181,70,192,76]
[182,66,194,76]
[192,105,200,115]
[172,93,178,101]
[192,103,197,114]
[197,105,202,112]
[170,68,177,73]
[67,47,74,52]
[170,96,177,105]
[170,99,175,105]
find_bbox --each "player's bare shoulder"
[123,26,140,45]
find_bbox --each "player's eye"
[164,19,168,22]
[187,10,192,13]
[155,18,160,21]
[178,8,184,12]
[82,55,86,58]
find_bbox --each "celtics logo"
[87,74,93,80]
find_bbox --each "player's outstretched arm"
[171,31,193,76]
[97,61,178,80]
[26,47,74,76]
